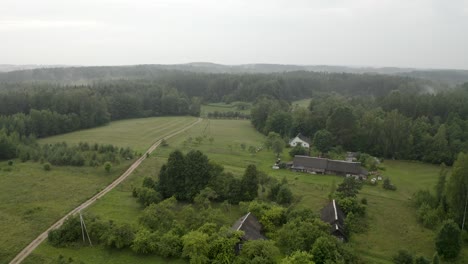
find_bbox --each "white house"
[289,133,311,148]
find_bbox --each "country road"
[9,118,202,264]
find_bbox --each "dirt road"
[9,118,201,264]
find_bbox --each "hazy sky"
[2,0,468,69]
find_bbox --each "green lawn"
[1,117,197,264]
[24,118,468,263]
[200,102,251,117]
[40,116,197,153]
[292,98,311,109]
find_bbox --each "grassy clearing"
[25,118,468,263]
[1,117,196,264]
[292,98,311,109]
[200,102,251,117]
[40,116,197,153]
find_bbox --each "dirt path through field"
[9,118,202,264]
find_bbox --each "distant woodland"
[1,68,468,165]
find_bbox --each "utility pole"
[79,211,93,246]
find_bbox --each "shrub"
[361,197,367,205]
[43,162,51,171]
[392,250,413,264]
[7,160,13,166]
[103,223,135,249]
[104,162,112,173]
[414,256,430,264]
[383,177,397,190]
[48,216,81,247]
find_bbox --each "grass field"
[200,102,251,117]
[0,117,197,264]
[292,98,311,109]
[40,116,197,153]
[0,160,132,264]
[24,118,468,263]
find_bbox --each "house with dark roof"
[231,212,265,253]
[291,155,368,179]
[289,133,311,148]
[320,199,347,241]
[232,212,265,241]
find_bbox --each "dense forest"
[1,63,468,86]
[252,83,468,165]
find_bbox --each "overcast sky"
[1,0,468,69]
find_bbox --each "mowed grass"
[40,116,197,152]
[25,118,468,263]
[200,102,251,117]
[1,117,197,264]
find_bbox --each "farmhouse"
[291,155,368,179]
[289,133,311,148]
[320,199,347,241]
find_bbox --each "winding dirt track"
[9,118,202,264]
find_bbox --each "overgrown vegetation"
[48,150,367,263]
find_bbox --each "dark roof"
[231,212,266,240]
[320,200,346,226]
[296,133,311,144]
[292,155,328,170]
[292,156,368,176]
[327,160,363,175]
[320,200,347,241]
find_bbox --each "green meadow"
[200,102,251,117]
[0,117,196,264]
[40,116,197,153]
[25,118,468,263]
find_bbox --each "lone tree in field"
[435,220,462,259]
[104,162,112,173]
[265,132,284,157]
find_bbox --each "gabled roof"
[292,155,328,170]
[289,133,311,145]
[320,199,345,226]
[292,156,368,176]
[231,212,266,240]
[327,159,363,175]
[320,200,347,241]
[296,133,311,144]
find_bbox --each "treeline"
[252,83,468,165]
[0,82,200,121]
[1,69,436,104]
[7,140,135,167]
[0,82,200,161]
[158,71,430,102]
[409,154,468,261]
[206,111,250,119]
